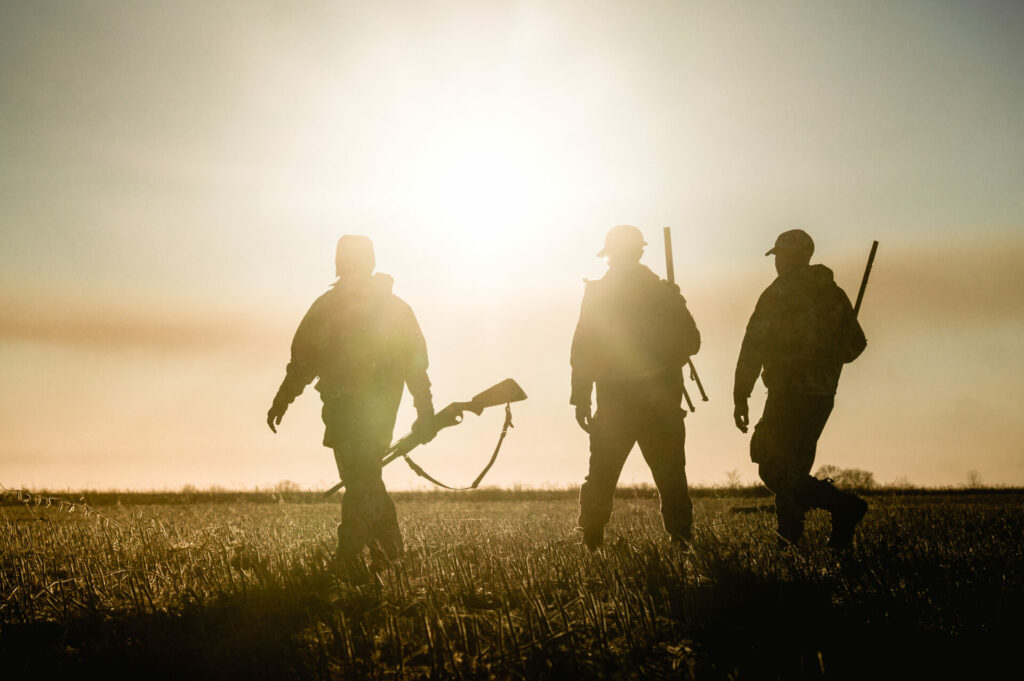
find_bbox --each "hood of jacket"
[783,263,835,287]
[601,262,661,285]
[330,272,395,297]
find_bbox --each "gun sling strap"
[401,403,514,490]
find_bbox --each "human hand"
[267,404,286,433]
[733,399,749,433]
[575,404,593,433]
[412,412,438,443]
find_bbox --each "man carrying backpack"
[571,225,701,549]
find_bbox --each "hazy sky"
[2,0,1023,490]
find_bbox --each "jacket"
[272,273,433,416]
[734,264,866,398]
[570,263,701,406]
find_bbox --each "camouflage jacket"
[734,264,866,399]
[570,263,701,406]
[272,273,433,415]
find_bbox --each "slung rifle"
[663,227,708,412]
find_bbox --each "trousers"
[578,372,692,538]
[323,394,402,558]
[751,391,843,531]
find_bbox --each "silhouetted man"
[734,229,868,549]
[267,235,436,567]
[571,225,701,549]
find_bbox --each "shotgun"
[324,378,527,497]
[663,227,708,411]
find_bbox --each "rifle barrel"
[681,383,696,412]
[689,359,709,401]
[853,241,879,317]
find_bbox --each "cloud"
[0,284,279,354]
[2,233,1020,358]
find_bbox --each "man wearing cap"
[267,235,437,570]
[734,229,868,549]
[571,225,701,549]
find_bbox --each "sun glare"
[408,116,565,261]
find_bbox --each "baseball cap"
[766,229,814,257]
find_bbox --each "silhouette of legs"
[578,406,636,546]
[772,492,806,545]
[636,407,692,540]
[754,393,866,546]
[325,396,402,565]
[578,373,693,544]
[334,448,403,558]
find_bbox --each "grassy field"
[1,488,1022,679]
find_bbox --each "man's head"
[598,225,646,266]
[766,229,813,275]
[335,235,375,279]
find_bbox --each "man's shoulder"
[378,286,420,324]
[799,265,854,310]
[755,276,786,304]
[755,266,854,319]
[306,274,407,312]
[307,286,341,311]
[580,276,602,301]
[761,266,834,297]
[385,293,415,315]
[588,265,666,291]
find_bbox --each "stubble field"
[1,488,1022,680]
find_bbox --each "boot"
[335,524,372,584]
[775,497,805,547]
[579,526,603,551]
[368,534,403,573]
[776,514,804,548]
[803,478,867,550]
[669,529,692,548]
[826,494,868,550]
[332,549,372,585]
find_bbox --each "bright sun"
[407,116,566,261]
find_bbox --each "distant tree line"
[815,465,876,489]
